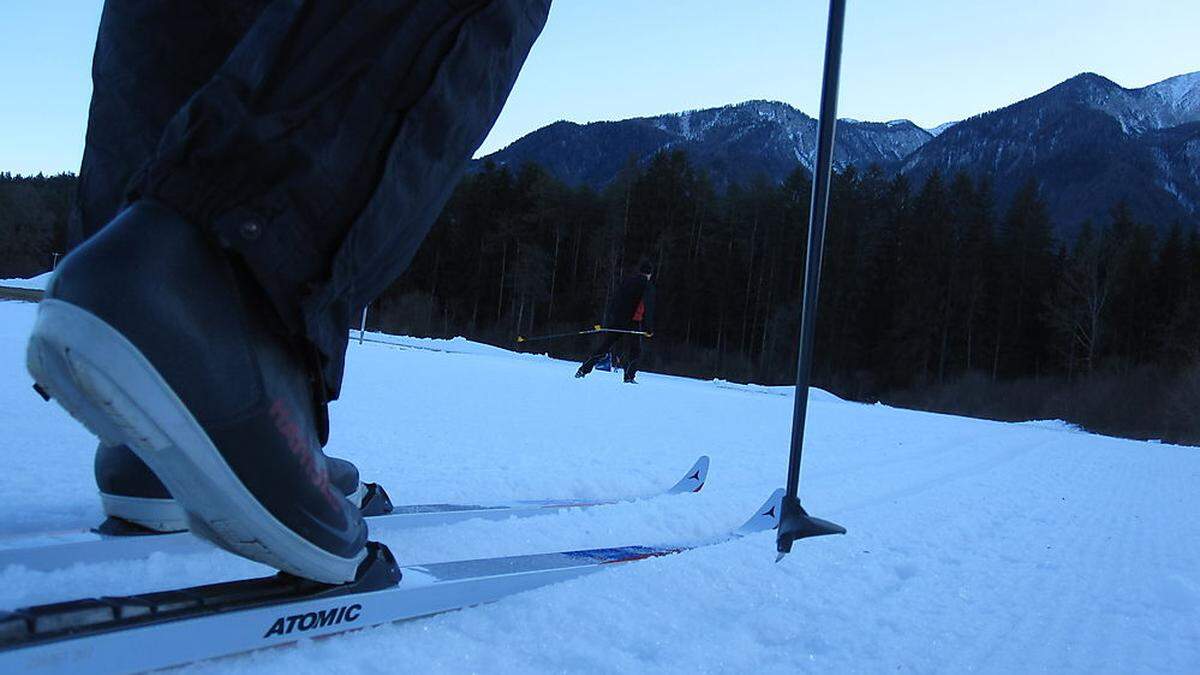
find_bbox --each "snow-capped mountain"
[479,71,1200,233]
[1066,71,1200,133]
[900,71,1200,233]
[480,100,931,189]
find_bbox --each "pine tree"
[994,177,1055,378]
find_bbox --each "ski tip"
[735,488,786,536]
[667,455,710,494]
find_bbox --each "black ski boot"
[93,443,177,533]
[95,444,368,533]
[28,200,366,583]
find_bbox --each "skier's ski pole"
[516,326,604,343]
[596,327,653,337]
[516,326,650,343]
[775,0,847,560]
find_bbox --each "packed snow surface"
[0,272,50,290]
[0,299,1197,673]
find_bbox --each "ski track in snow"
[0,299,1197,673]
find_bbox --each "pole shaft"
[518,327,648,343]
[785,0,846,499]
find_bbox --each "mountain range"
[479,71,1200,236]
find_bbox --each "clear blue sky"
[2,1,1197,175]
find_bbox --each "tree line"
[377,152,1200,444]
[2,157,1197,444]
[0,173,74,277]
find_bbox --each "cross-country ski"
[0,491,783,673]
[0,457,707,572]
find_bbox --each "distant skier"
[576,260,655,383]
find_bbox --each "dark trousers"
[579,331,643,381]
[72,0,551,400]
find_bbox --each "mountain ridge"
[479,70,1200,234]
[900,70,1200,232]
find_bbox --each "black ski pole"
[775,0,848,560]
[516,328,603,344]
[596,327,653,337]
[516,326,650,344]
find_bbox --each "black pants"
[579,332,643,381]
[73,0,551,400]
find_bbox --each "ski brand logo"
[263,603,362,639]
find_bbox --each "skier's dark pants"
[579,332,643,381]
[74,0,551,401]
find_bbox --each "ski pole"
[775,0,847,561]
[595,327,653,337]
[516,326,650,344]
[516,326,604,343]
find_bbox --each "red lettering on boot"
[269,399,343,512]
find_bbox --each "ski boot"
[28,200,367,583]
[95,443,371,534]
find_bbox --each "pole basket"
[775,494,845,559]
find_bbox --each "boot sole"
[98,493,188,533]
[99,483,368,535]
[27,299,365,583]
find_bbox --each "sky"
[1,1,1198,175]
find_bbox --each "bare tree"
[1045,224,1114,376]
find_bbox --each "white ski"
[0,456,708,572]
[0,489,782,674]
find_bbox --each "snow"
[928,121,959,137]
[0,272,51,291]
[1142,71,1200,119]
[1075,71,1200,134]
[0,298,1198,672]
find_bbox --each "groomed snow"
[0,298,1197,673]
[0,272,50,291]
